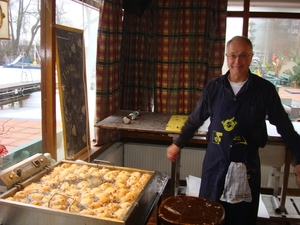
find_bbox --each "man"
[167,35,300,225]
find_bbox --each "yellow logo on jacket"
[221,117,237,131]
[212,131,223,144]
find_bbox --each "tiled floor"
[0,118,42,152]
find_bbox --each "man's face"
[226,40,253,77]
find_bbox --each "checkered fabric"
[220,162,252,204]
[95,0,228,145]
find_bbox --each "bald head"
[226,36,253,54]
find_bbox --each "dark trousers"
[220,200,258,225]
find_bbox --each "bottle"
[123,110,140,124]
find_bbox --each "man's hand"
[167,144,181,162]
[295,164,300,187]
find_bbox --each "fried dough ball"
[18,199,28,203]
[119,202,131,209]
[104,187,116,195]
[98,168,110,176]
[50,202,67,210]
[140,173,151,184]
[76,165,90,174]
[130,182,145,191]
[107,202,121,211]
[58,169,71,179]
[61,163,72,168]
[68,188,81,196]
[127,177,138,186]
[94,207,106,214]
[94,193,110,204]
[31,200,43,206]
[77,181,89,189]
[116,188,129,196]
[49,195,68,210]
[127,172,141,186]
[90,201,102,209]
[131,171,141,179]
[5,197,15,201]
[121,190,139,202]
[94,207,111,218]
[41,196,51,203]
[116,171,130,180]
[91,187,102,195]
[78,172,91,179]
[100,182,113,190]
[60,182,70,191]
[28,193,44,201]
[39,185,51,193]
[114,208,127,220]
[103,170,120,181]
[88,167,99,174]
[79,209,94,215]
[64,173,78,181]
[41,177,59,187]
[80,197,93,207]
[114,182,126,189]
[14,190,27,199]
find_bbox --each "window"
[225,0,300,121]
[0,0,42,169]
[0,0,99,170]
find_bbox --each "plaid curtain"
[94,0,123,145]
[120,0,228,114]
[95,0,227,144]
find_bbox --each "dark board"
[55,25,90,159]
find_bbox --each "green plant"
[291,66,300,86]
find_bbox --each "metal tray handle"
[93,159,115,169]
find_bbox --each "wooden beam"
[40,0,57,159]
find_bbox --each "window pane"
[250,0,300,13]
[227,2,243,11]
[222,18,243,73]
[249,18,300,120]
[0,0,42,170]
[228,0,300,12]
[224,17,300,121]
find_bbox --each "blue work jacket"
[174,70,300,201]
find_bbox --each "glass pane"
[250,0,300,13]
[0,0,42,170]
[55,0,99,160]
[249,18,300,120]
[228,0,300,13]
[227,1,243,11]
[222,17,243,73]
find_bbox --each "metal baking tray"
[0,159,159,225]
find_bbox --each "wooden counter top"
[95,110,300,143]
[95,111,173,134]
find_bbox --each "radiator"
[124,143,205,180]
[124,143,298,189]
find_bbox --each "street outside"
[0,66,44,120]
